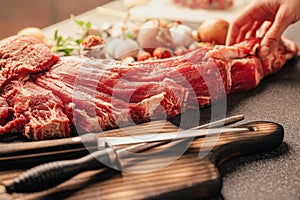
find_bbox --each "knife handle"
[5,148,116,193]
[0,133,98,159]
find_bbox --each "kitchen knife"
[97,127,248,147]
[0,115,244,161]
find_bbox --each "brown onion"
[197,18,229,45]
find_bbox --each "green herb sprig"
[51,30,79,56]
[51,15,94,56]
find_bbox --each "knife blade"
[97,127,248,147]
[0,115,244,161]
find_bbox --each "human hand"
[226,0,300,57]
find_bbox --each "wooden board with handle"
[0,120,284,200]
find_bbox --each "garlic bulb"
[110,21,138,38]
[137,19,173,52]
[170,24,194,48]
[105,37,139,60]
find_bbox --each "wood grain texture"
[0,120,283,200]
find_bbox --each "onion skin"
[197,18,229,45]
[81,35,104,49]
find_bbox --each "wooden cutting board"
[0,120,283,200]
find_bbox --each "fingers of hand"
[235,21,255,43]
[258,21,272,38]
[245,21,264,39]
[226,2,263,46]
[226,21,242,46]
[226,18,253,46]
[226,20,263,46]
[259,6,291,57]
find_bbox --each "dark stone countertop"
[219,57,300,200]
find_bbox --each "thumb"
[259,8,290,57]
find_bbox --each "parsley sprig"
[51,30,79,56]
[51,15,94,56]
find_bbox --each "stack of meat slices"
[0,35,297,140]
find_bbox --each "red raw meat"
[208,37,298,92]
[1,81,69,140]
[0,35,59,89]
[0,96,15,130]
[0,35,298,140]
[229,56,264,92]
[34,57,189,133]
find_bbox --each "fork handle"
[5,148,114,193]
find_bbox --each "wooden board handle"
[187,121,284,166]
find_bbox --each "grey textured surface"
[219,57,300,200]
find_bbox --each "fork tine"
[188,114,244,130]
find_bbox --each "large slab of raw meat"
[0,35,297,140]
